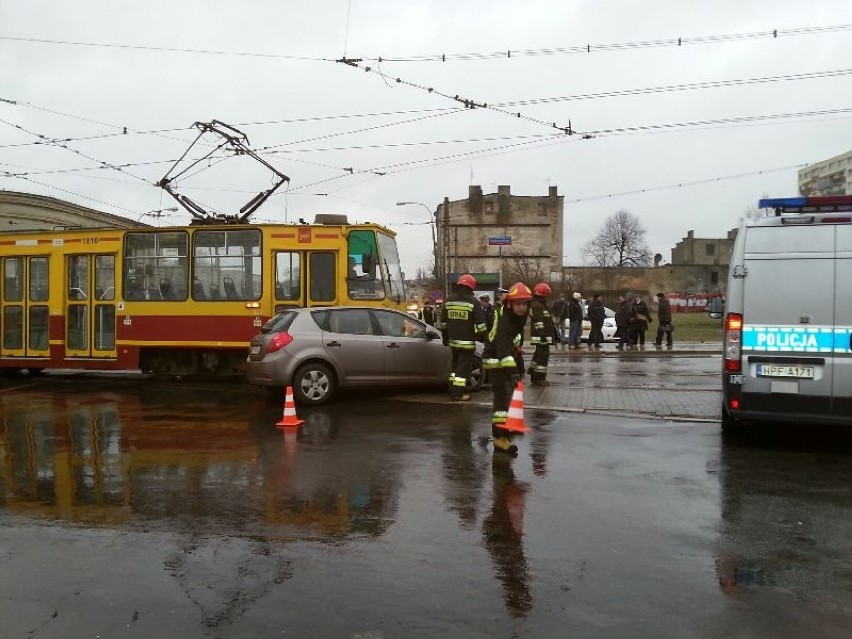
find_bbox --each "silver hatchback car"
[246,306,483,404]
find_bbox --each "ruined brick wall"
[437,185,564,282]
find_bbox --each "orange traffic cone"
[276,386,305,429]
[501,381,531,433]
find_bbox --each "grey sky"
[2,0,852,276]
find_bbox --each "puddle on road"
[0,384,405,541]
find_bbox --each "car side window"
[374,310,427,339]
[327,309,375,335]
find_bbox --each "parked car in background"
[563,304,618,343]
[246,306,483,404]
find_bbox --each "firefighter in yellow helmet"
[528,282,554,386]
[490,282,532,455]
[441,273,487,401]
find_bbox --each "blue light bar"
[759,197,807,209]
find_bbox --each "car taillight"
[267,332,293,354]
[724,313,743,373]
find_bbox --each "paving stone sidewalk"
[393,352,723,423]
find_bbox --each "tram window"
[29,257,49,302]
[28,306,49,350]
[346,230,384,300]
[67,255,89,301]
[309,252,335,302]
[123,232,188,301]
[2,306,23,349]
[193,229,261,301]
[275,251,301,301]
[377,233,405,304]
[94,305,115,351]
[3,257,23,302]
[95,255,115,301]
[67,305,88,350]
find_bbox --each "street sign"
[488,236,512,246]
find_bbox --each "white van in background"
[721,196,852,431]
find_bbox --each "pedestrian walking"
[567,292,583,350]
[490,282,532,455]
[615,294,632,351]
[422,300,436,326]
[529,282,555,385]
[654,292,674,348]
[550,293,569,350]
[442,274,487,401]
[587,294,606,351]
[631,294,651,349]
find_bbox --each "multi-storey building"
[799,150,852,196]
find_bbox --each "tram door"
[64,254,117,358]
[1,256,50,358]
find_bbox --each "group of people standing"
[435,276,675,456]
[614,292,674,350]
[548,291,674,351]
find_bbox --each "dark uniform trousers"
[449,348,475,399]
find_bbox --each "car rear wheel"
[293,362,335,405]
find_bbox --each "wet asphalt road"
[2,376,852,638]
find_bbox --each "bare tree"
[503,253,548,285]
[582,209,652,267]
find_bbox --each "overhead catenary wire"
[0,105,459,149]
[0,171,143,215]
[494,67,852,108]
[4,63,850,151]
[0,116,154,184]
[4,105,851,186]
[566,164,808,204]
[361,24,852,62]
[335,57,581,136]
[3,24,850,63]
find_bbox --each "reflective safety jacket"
[484,303,524,370]
[530,296,555,345]
[492,305,529,369]
[441,289,486,350]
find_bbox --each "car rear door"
[833,224,852,415]
[321,308,385,384]
[740,225,834,412]
[372,309,448,383]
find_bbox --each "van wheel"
[721,408,740,434]
[293,362,334,405]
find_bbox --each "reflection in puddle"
[0,388,399,540]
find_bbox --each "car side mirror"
[426,329,441,340]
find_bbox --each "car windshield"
[260,311,297,334]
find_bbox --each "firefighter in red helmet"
[528,282,554,386]
[490,282,532,454]
[441,273,486,401]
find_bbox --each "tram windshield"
[377,232,405,304]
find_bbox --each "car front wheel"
[293,362,335,405]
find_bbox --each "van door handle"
[386,343,400,349]
[326,341,341,347]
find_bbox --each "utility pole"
[443,196,451,295]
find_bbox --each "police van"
[721,195,852,431]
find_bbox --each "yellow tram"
[0,215,405,375]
